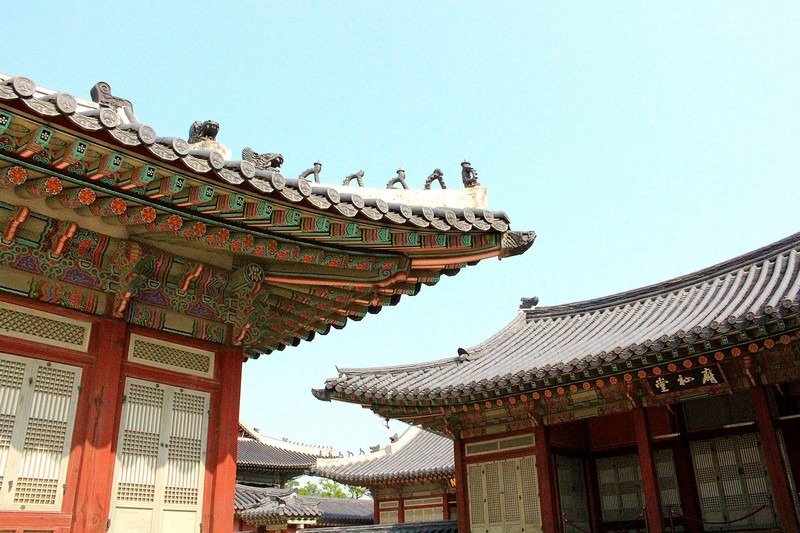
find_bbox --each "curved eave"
[317,232,800,406]
[0,74,535,356]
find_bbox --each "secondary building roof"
[238,439,319,471]
[235,484,373,527]
[315,232,800,420]
[313,426,454,486]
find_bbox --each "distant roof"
[237,439,318,471]
[311,520,458,533]
[235,484,372,526]
[313,426,454,485]
[316,232,800,405]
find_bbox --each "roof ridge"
[528,232,800,319]
[335,356,460,375]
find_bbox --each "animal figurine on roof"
[90,81,138,122]
[298,161,322,183]
[461,161,480,187]
[386,168,409,190]
[188,120,220,143]
[342,169,365,187]
[242,146,284,171]
[424,168,446,189]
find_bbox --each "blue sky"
[5,2,799,454]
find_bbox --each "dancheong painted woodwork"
[318,233,800,532]
[0,72,533,533]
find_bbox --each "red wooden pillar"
[210,346,243,533]
[584,456,603,533]
[671,436,703,532]
[534,425,559,533]
[398,497,405,523]
[752,385,799,532]
[442,492,450,520]
[373,499,381,524]
[633,408,663,533]
[454,438,470,532]
[71,318,127,533]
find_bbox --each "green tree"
[286,478,368,498]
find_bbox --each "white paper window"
[0,353,81,510]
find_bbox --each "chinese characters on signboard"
[648,366,724,395]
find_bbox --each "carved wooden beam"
[0,165,28,188]
[1,205,29,244]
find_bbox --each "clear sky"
[4,2,799,454]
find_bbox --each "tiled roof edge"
[526,232,800,319]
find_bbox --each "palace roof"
[235,485,373,527]
[315,233,800,407]
[311,521,458,533]
[238,439,319,471]
[313,426,454,486]
[0,74,533,357]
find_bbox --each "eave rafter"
[0,78,531,356]
[322,326,800,436]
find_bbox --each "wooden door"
[109,378,209,533]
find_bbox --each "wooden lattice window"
[379,510,399,524]
[0,301,91,352]
[128,335,214,378]
[467,455,541,533]
[596,454,644,523]
[691,433,776,530]
[0,353,81,510]
[556,455,590,533]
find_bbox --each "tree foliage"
[286,478,368,499]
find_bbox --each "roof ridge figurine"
[342,169,365,187]
[90,81,138,123]
[423,168,446,190]
[242,146,284,171]
[386,168,408,190]
[298,161,322,183]
[188,120,220,143]
[461,160,479,187]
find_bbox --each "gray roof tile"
[235,484,372,525]
[313,427,454,484]
[317,233,800,402]
[237,439,318,470]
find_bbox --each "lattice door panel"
[468,463,487,528]
[0,354,81,511]
[467,455,541,533]
[110,379,209,533]
[654,448,682,518]
[115,381,165,504]
[556,455,589,533]
[0,357,26,495]
[596,454,644,523]
[690,433,775,530]
[11,364,81,507]
[379,510,399,524]
[162,389,208,515]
